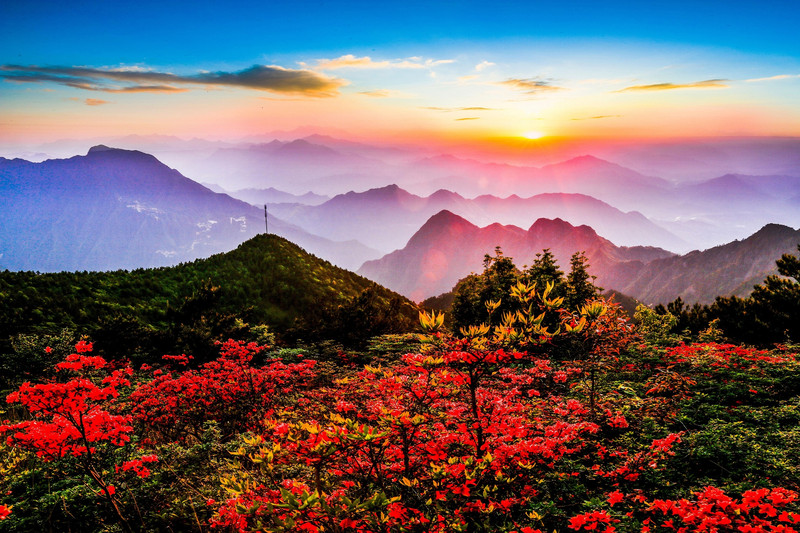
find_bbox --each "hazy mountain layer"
[357,210,675,302]
[0,147,377,272]
[267,184,687,254]
[7,136,800,263]
[358,210,800,305]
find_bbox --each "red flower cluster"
[0,344,133,460]
[130,340,316,441]
[644,486,800,532]
[117,454,159,478]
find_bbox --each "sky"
[1,0,799,149]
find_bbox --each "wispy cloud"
[475,61,495,71]
[616,79,728,92]
[455,117,479,121]
[421,106,496,112]
[0,64,345,97]
[305,55,454,71]
[309,55,392,70]
[85,98,110,106]
[497,78,564,94]
[570,114,621,120]
[358,89,392,97]
[745,74,800,82]
[357,89,414,98]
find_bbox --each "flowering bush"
[130,340,317,442]
[1,328,799,532]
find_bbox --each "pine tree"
[451,247,520,332]
[749,244,800,343]
[524,249,565,297]
[565,251,601,310]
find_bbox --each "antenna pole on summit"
[264,204,268,234]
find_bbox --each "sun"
[521,131,546,140]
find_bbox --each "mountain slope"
[617,223,800,305]
[357,211,674,301]
[0,233,417,340]
[0,147,377,271]
[358,211,800,305]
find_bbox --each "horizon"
[2,0,799,155]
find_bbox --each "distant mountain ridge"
[208,185,329,207]
[176,139,391,193]
[357,210,675,302]
[268,184,687,253]
[7,136,800,270]
[615,223,800,304]
[358,210,800,305]
[0,147,377,272]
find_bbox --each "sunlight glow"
[522,131,546,140]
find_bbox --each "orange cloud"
[570,114,622,120]
[745,74,800,82]
[312,55,392,69]
[421,106,496,112]
[85,98,110,106]
[357,89,414,98]
[616,79,728,92]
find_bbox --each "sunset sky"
[1,0,798,149]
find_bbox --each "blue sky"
[1,0,798,145]
[3,0,798,64]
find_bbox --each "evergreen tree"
[711,244,800,345]
[524,249,565,297]
[451,248,520,333]
[451,274,486,334]
[565,251,601,310]
[749,244,800,343]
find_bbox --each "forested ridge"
[0,234,417,366]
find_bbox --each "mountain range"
[357,211,675,302]
[2,142,798,310]
[357,210,800,305]
[12,134,799,253]
[267,184,687,253]
[0,146,375,272]
[174,137,800,251]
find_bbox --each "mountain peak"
[528,217,574,232]
[551,154,617,169]
[425,209,473,227]
[429,188,464,201]
[87,144,115,154]
[568,154,606,164]
[86,145,154,161]
[527,217,602,242]
[407,210,477,245]
[337,183,410,200]
[276,139,339,156]
[749,223,799,241]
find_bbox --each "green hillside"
[0,234,417,362]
